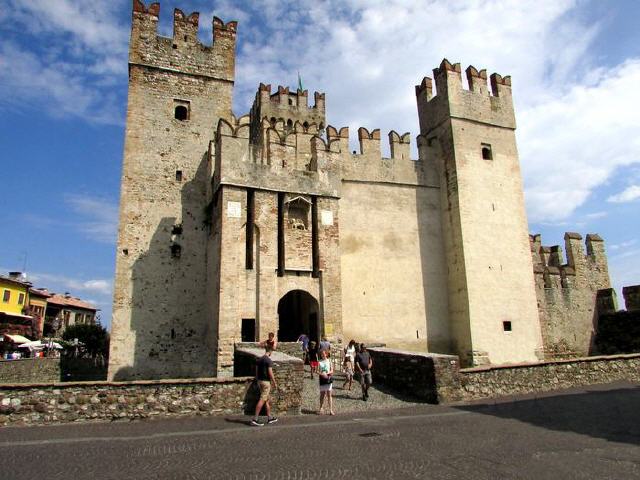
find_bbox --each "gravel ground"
[300,365,426,415]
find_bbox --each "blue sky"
[1,0,639,330]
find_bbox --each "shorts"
[310,361,319,368]
[319,383,333,392]
[258,380,271,401]
[343,363,354,377]
[359,370,372,386]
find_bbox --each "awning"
[0,312,34,320]
[3,334,32,344]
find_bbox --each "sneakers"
[250,417,277,426]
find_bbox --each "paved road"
[1,382,639,480]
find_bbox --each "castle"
[108,1,612,380]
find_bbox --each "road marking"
[0,410,471,448]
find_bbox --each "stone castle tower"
[108,1,611,380]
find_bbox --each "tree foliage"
[62,323,109,358]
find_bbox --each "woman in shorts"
[307,341,319,379]
[318,349,335,415]
[342,339,356,390]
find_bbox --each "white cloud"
[610,239,637,251]
[64,194,119,244]
[26,271,113,297]
[0,0,128,124]
[607,185,640,203]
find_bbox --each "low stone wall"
[368,348,461,403]
[0,358,60,384]
[236,342,305,360]
[0,377,253,426]
[234,347,304,415]
[458,353,640,401]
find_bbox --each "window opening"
[174,105,188,121]
[2,290,9,303]
[18,293,24,305]
[170,243,182,258]
[175,170,183,182]
[481,143,493,160]
[241,319,256,342]
[503,321,512,332]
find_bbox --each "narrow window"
[175,170,183,182]
[171,224,183,235]
[171,243,182,258]
[288,98,293,106]
[481,143,493,160]
[2,290,10,303]
[18,293,25,305]
[303,121,309,131]
[241,318,256,342]
[277,193,285,276]
[312,196,319,278]
[122,249,129,256]
[286,119,293,129]
[246,189,255,270]
[503,321,512,332]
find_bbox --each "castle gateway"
[108,1,610,380]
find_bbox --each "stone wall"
[0,376,252,426]
[458,354,640,400]
[368,348,461,403]
[530,233,610,359]
[0,358,60,384]
[594,286,640,355]
[234,347,304,414]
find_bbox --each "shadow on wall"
[455,384,640,447]
[112,152,216,380]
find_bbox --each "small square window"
[481,143,493,160]
[173,100,190,121]
[503,321,512,332]
[2,290,10,303]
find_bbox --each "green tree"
[62,323,109,358]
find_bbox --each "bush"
[62,323,109,358]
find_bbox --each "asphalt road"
[1,382,639,480]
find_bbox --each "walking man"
[355,343,373,401]
[251,345,278,426]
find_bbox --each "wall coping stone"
[236,347,304,364]
[369,347,459,360]
[460,352,640,373]
[0,376,254,391]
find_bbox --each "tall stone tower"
[416,60,543,365]
[108,1,237,380]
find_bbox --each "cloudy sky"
[1,0,639,329]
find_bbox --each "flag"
[297,71,303,92]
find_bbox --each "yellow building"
[0,273,30,316]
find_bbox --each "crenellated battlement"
[129,0,236,82]
[415,58,515,135]
[530,232,609,284]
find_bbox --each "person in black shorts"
[251,345,278,426]
[355,343,373,401]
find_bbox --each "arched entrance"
[277,290,320,342]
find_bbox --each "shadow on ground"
[454,384,640,446]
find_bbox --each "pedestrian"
[318,349,335,415]
[261,331,278,351]
[319,336,331,357]
[355,343,373,401]
[307,341,319,378]
[342,339,357,391]
[297,333,309,361]
[250,345,278,426]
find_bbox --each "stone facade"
[531,233,611,359]
[109,2,618,379]
[368,348,640,404]
[458,353,640,401]
[0,358,60,384]
[0,377,252,426]
[368,348,461,403]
